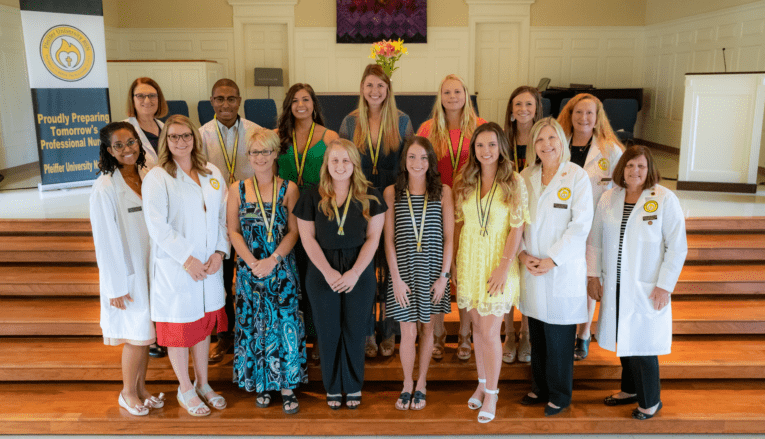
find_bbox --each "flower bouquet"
[368,38,408,77]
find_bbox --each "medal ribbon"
[366,112,386,175]
[405,189,428,252]
[448,130,465,180]
[292,122,316,186]
[476,174,499,237]
[332,195,352,236]
[214,115,239,184]
[253,176,278,242]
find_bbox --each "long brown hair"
[557,93,624,156]
[428,74,480,159]
[351,64,401,156]
[157,115,210,178]
[393,136,442,202]
[126,77,168,118]
[277,83,326,154]
[318,139,379,221]
[504,85,543,168]
[453,122,519,220]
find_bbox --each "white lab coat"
[588,184,687,357]
[519,161,594,325]
[89,169,155,342]
[199,117,260,183]
[142,162,229,323]
[125,117,163,173]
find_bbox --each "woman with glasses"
[143,115,229,417]
[228,128,306,414]
[125,77,168,172]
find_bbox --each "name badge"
[643,215,657,221]
[128,206,142,213]
[553,203,568,209]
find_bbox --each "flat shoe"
[395,392,412,411]
[119,393,148,416]
[574,337,590,361]
[604,394,638,406]
[520,394,547,406]
[632,401,662,420]
[194,382,226,410]
[255,391,271,408]
[411,390,426,411]
[148,343,166,358]
[208,337,233,364]
[544,403,570,416]
[281,392,299,415]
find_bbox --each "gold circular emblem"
[644,200,658,213]
[210,178,220,190]
[40,25,95,82]
[558,187,571,201]
[598,158,609,171]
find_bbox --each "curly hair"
[427,74,480,159]
[351,64,401,156]
[453,122,520,221]
[393,136,442,202]
[97,122,147,176]
[557,93,624,156]
[156,115,210,178]
[318,138,379,221]
[277,83,326,155]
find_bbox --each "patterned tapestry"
[337,0,427,44]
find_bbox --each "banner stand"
[38,179,95,193]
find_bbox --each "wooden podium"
[677,72,765,193]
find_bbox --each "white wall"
[640,1,765,170]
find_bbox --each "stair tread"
[687,233,765,248]
[678,264,765,282]
[0,266,98,285]
[0,236,94,251]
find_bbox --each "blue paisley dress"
[233,179,307,392]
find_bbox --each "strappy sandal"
[281,391,299,415]
[194,382,227,410]
[395,391,412,411]
[411,390,426,411]
[346,392,362,409]
[477,388,499,423]
[255,391,271,408]
[177,387,210,417]
[468,378,486,410]
[380,334,396,357]
[457,331,472,360]
[502,332,517,364]
[143,392,165,409]
[432,332,446,360]
[326,394,342,410]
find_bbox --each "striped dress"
[386,193,451,322]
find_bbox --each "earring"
[510,115,516,122]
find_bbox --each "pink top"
[416,117,487,187]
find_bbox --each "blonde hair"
[318,139,379,221]
[428,74,480,159]
[352,64,401,156]
[157,115,210,178]
[526,117,571,167]
[557,93,625,156]
[453,122,520,221]
[247,127,280,154]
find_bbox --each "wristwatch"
[441,272,451,279]
[271,253,284,263]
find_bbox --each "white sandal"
[177,387,210,417]
[194,382,227,410]
[468,378,486,410]
[478,388,499,423]
[118,392,148,416]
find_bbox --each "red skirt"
[156,308,228,348]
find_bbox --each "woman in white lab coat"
[587,145,687,420]
[558,93,624,360]
[125,77,168,172]
[90,121,164,416]
[518,117,593,416]
[142,115,230,417]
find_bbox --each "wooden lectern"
[677,72,765,193]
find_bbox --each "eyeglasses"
[134,93,158,101]
[248,149,274,157]
[212,96,241,105]
[168,133,194,143]
[111,138,138,151]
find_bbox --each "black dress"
[292,186,387,394]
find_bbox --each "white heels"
[477,388,499,423]
[468,378,486,410]
[118,392,149,416]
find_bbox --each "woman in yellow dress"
[453,122,529,423]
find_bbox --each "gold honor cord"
[253,176,278,242]
[448,130,465,180]
[513,143,519,172]
[292,122,316,186]
[476,174,499,237]
[405,189,428,252]
[366,112,386,175]
[214,115,239,184]
[332,195,352,236]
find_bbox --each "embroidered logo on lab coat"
[598,158,609,171]
[558,187,571,201]
[644,200,658,213]
[210,178,220,190]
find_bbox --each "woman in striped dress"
[383,136,454,411]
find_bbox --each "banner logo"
[40,25,94,82]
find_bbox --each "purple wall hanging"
[337,0,427,44]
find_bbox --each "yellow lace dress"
[456,175,530,316]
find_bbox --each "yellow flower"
[391,39,402,52]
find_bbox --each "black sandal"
[346,393,362,409]
[281,391,299,415]
[411,390,426,411]
[255,391,271,408]
[326,394,342,410]
[574,337,591,360]
[395,392,412,411]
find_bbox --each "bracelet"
[500,256,510,261]
[215,250,226,258]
